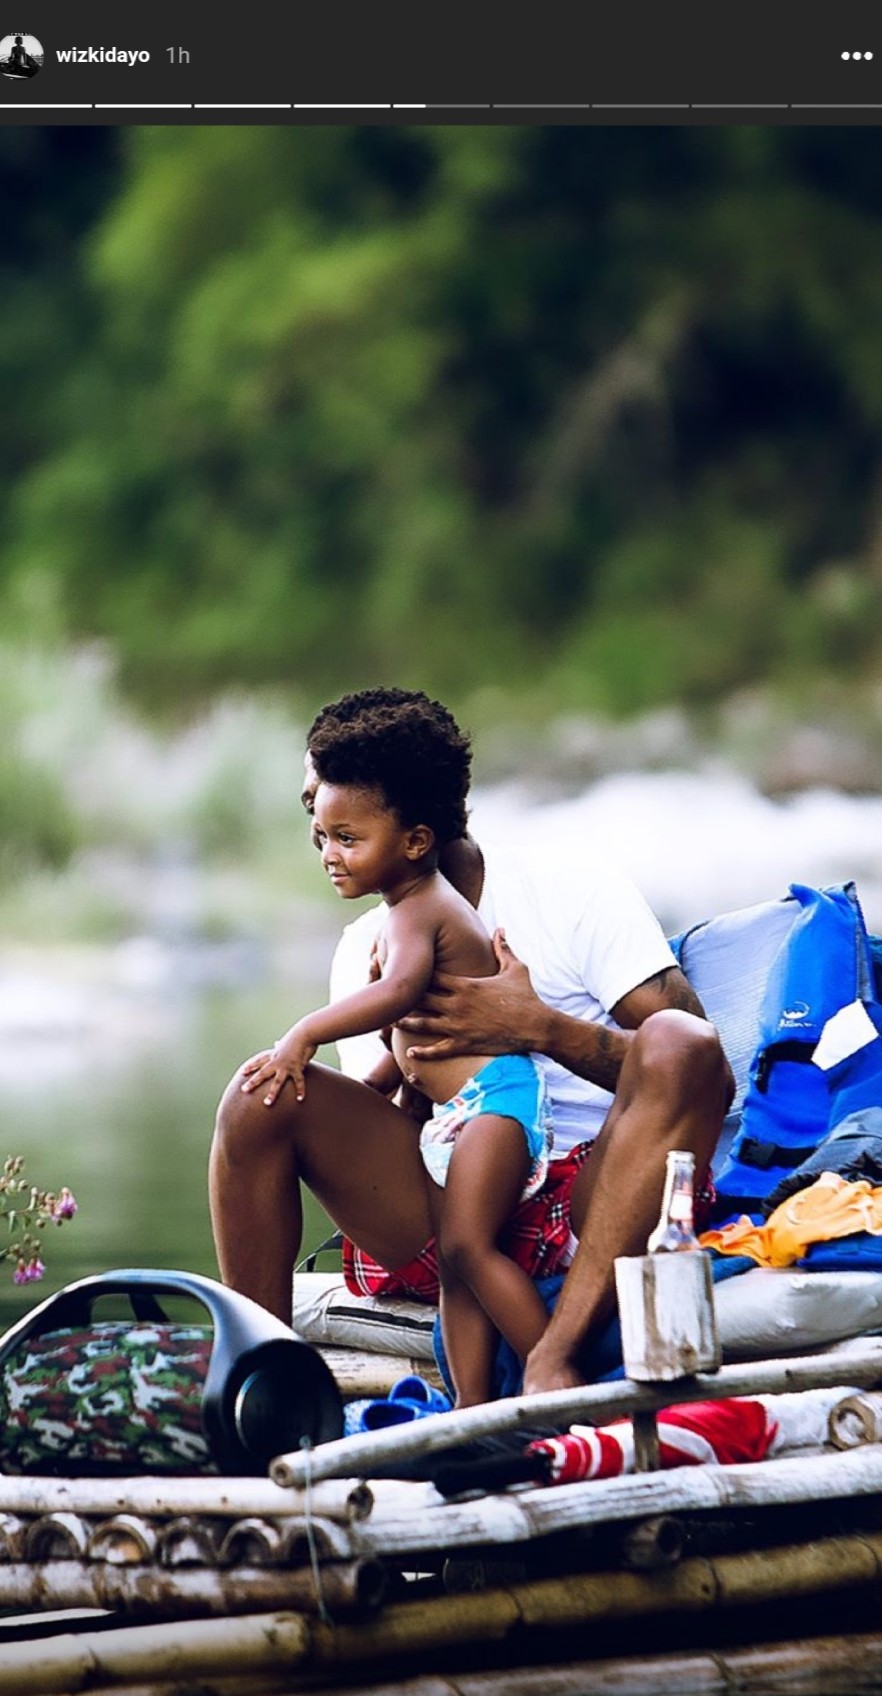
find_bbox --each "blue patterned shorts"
[419,1054,553,1199]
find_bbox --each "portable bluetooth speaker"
[0,1268,344,1476]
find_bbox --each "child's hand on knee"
[240,1025,318,1105]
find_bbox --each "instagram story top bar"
[3,1,882,119]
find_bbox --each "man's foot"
[522,1340,583,1396]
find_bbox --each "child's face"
[311,782,417,898]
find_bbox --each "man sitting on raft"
[209,687,733,1395]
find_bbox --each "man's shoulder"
[480,834,671,957]
[329,901,385,1000]
[331,902,384,964]
[340,902,385,939]
[481,835,616,908]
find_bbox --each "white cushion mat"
[294,1273,436,1359]
[294,1267,882,1365]
[714,1266,882,1358]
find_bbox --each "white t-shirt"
[328,840,675,1156]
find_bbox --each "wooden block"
[615,1252,721,1381]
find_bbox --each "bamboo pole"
[216,1518,283,1567]
[0,1475,372,1523]
[617,1514,685,1569]
[829,1390,882,1449]
[440,1556,529,1594]
[0,1611,313,1694]
[294,1529,882,1665]
[317,1346,443,1399]
[0,1513,26,1560]
[278,1516,354,1563]
[351,1445,882,1558]
[315,1528,882,1661]
[44,1629,882,1696]
[23,1511,90,1560]
[156,1517,222,1567]
[2,1529,882,1694]
[272,1339,882,1487]
[0,1556,386,1620]
[86,1516,158,1565]
[13,1506,356,1573]
[6,1507,354,1572]
[231,1631,882,1696]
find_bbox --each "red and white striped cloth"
[526,1397,777,1483]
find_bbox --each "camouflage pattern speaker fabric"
[0,1321,214,1473]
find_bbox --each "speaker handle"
[0,1267,298,1365]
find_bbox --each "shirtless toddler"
[240,700,552,1405]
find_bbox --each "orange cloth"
[699,1171,882,1269]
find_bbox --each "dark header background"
[3,1,882,122]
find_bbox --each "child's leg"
[437,1115,550,1404]
[428,1177,498,1408]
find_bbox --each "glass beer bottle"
[646,1149,700,1253]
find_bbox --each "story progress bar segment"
[6,101,882,112]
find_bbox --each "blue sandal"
[347,1375,452,1434]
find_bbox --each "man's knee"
[629,1009,732,1112]
[212,1067,289,1169]
[212,1071,249,1168]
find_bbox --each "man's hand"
[399,929,548,1063]
[240,1023,318,1105]
[522,1336,584,1396]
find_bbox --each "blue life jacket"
[793,995,882,1269]
[870,933,882,1001]
[703,882,875,1225]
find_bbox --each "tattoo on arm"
[644,968,707,1018]
[549,966,708,1093]
[590,1024,625,1093]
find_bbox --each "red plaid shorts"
[342,1141,594,1303]
[341,1145,716,1304]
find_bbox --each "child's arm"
[241,903,437,1106]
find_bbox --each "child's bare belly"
[390,1028,495,1109]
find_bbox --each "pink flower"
[2,1158,77,1283]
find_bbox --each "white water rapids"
[471,769,882,937]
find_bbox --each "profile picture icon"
[0,32,43,79]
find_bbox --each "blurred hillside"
[2,124,882,731]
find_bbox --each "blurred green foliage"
[0,752,76,880]
[2,125,882,718]
[0,640,322,900]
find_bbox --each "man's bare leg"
[209,1061,433,1324]
[522,1010,732,1394]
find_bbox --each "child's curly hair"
[307,686,462,743]
[308,691,471,845]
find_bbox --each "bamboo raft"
[4,1338,882,1693]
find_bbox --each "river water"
[0,969,336,1331]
